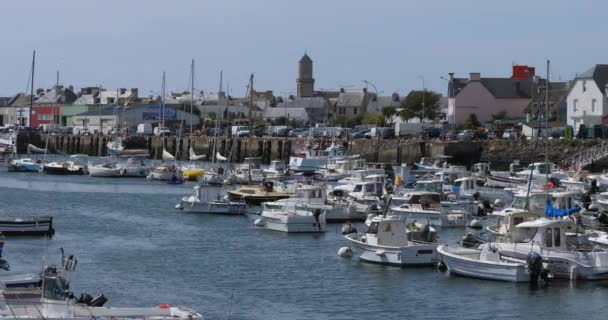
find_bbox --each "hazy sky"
[1,0,605,98]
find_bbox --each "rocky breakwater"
[480,139,600,170]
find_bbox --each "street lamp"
[362,80,379,114]
[418,76,425,123]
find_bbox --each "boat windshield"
[367,222,379,235]
[42,275,70,300]
[511,196,527,209]
[414,182,442,194]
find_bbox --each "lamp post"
[418,76,425,123]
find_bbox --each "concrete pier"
[23,134,602,170]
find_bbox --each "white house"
[567,64,608,131]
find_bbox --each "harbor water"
[1,169,608,319]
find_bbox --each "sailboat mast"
[212,71,223,163]
[161,71,166,159]
[545,60,550,188]
[190,59,195,137]
[29,50,35,128]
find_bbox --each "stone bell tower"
[297,53,314,98]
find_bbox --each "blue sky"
[0,0,605,98]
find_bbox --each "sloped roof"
[576,64,608,94]
[0,97,10,106]
[264,106,309,119]
[277,97,327,109]
[35,86,77,104]
[8,93,35,107]
[479,78,532,99]
[299,54,312,64]
[336,91,367,107]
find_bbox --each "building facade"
[566,64,608,131]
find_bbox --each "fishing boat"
[199,166,230,186]
[227,182,291,206]
[344,214,438,266]
[0,273,41,288]
[7,158,41,172]
[0,216,54,236]
[177,186,246,214]
[257,206,326,233]
[288,142,345,174]
[263,184,366,222]
[149,165,181,181]
[386,191,444,226]
[0,250,204,319]
[437,243,534,282]
[494,218,608,280]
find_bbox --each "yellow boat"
[183,168,205,181]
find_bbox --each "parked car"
[421,127,442,139]
[502,129,517,139]
[352,129,370,139]
[289,128,309,137]
[154,126,172,136]
[457,130,475,140]
[439,130,458,140]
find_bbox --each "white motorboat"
[485,174,528,189]
[263,160,287,179]
[495,218,608,280]
[0,254,203,319]
[344,215,438,266]
[452,177,513,204]
[514,162,568,182]
[88,162,123,177]
[288,142,344,174]
[263,184,366,222]
[148,164,181,181]
[257,207,326,233]
[385,192,443,226]
[232,165,265,184]
[437,243,532,282]
[177,186,246,215]
[199,167,231,185]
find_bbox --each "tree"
[400,90,441,123]
[382,106,397,124]
[464,113,482,129]
[362,113,385,127]
[208,112,217,120]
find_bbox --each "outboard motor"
[89,294,108,307]
[598,212,608,227]
[526,252,549,283]
[77,293,93,305]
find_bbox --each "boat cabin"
[452,177,486,194]
[297,143,344,158]
[512,218,585,251]
[364,217,410,246]
[394,192,442,211]
[292,185,327,205]
[268,160,286,172]
[351,181,384,198]
[472,162,491,177]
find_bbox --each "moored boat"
[0,216,54,236]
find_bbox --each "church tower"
[297,53,315,98]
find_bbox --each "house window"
[592,99,596,113]
[573,99,578,112]
[354,108,358,115]
[582,80,587,93]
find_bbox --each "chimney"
[340,88,345,93]
[469,73,481,81]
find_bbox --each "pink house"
[447,66,535,125]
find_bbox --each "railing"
[561,141,608,169]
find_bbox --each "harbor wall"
[24,134,603,170]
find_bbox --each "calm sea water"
[1,166,608,320]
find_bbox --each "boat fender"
[338,247,353,258]
[436,260,447,272]
[157,304,172,309]
[468,219,482,229]
[341,223,357,235]
[254,218,265,226]
[493,199,503,207]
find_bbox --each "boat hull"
[180,199,246,215]
[437,245,530,282]
[345,234,438,266]
[43,166,85,175]
[0,216,54,236]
